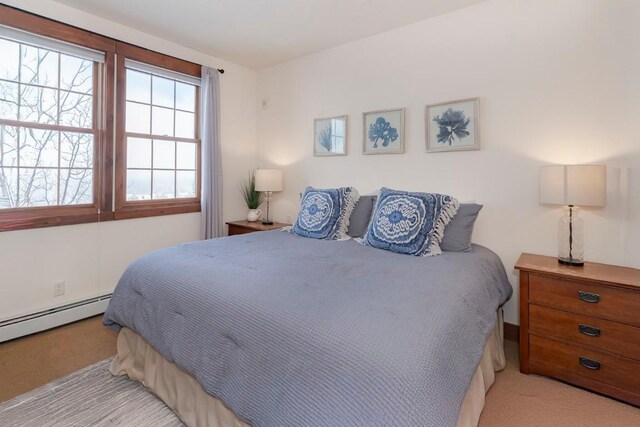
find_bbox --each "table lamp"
[539,164,606,266]
[255,169,283,225]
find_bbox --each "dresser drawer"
[529,274,640,327]
[530,335,640,396]
[529,305,640,360]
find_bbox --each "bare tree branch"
[0,43,94,209]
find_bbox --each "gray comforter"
[103,231,512,427]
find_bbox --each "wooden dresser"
[515,253,640,406]
[226,220,288,236]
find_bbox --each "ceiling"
[52,0,485,69]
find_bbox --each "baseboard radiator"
[0,294,112,343]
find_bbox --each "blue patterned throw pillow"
[291,187,359,240]
[360,187,459,256]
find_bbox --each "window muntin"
[123,66,198,202]
[0,37,97,209]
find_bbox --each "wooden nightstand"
[515,253,640,406]
[226,220,288,236]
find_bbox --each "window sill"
[113,203,201,220]
[0,211,100,232]
[0,203,199,232]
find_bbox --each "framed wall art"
[363,108,404,155]
[426,98,479,152]
[314,115,347,156]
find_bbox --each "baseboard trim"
[0,295,111,343]
[504,321,519,342]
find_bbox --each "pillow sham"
[292,187,359,240]
[347,195,377,238]
[441,203,483,252]
[359,187,458,256]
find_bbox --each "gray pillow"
[440,203,483,252]
[347,195,376,238]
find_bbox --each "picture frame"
[313,115,348,156]
[363,108,404,155]
[426,98,480,153]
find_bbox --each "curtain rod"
[218,68,225,74]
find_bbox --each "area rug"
[0,358,184,427]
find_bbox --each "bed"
[103,230,512,427]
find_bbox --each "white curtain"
[200,66,223,239]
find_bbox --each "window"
[114,44,201,219]
[123,62,198,201]
[0,7,204,231]
[0,35,100,209]
[0,12,116,231]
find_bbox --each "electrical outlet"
[53,281,65,297]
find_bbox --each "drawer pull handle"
[578,324,601,337]
[579,357,601,370]
[578,291,600,303]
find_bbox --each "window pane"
[176,170,196,198]
[152,75,174,108]
[152,170,175,199]
[60,91,93,128]
[175,82,195,112]
[126,169,151,201]
[61,132,93,168]
[19,128,58,167]
[60,55,93,94]
[153,139,175,169]
[126,101,150,134]
[120,65,199,208]
[60,168,93,205]
[127,137,151,169]
[151,106,174,136]
[19,85,58,125]
[0,167,18,208]
[0,126,18,168]
[126,69,150,103]
[0,81,19,120]
[0,39,19,81]
[175,111,195,138]
[20,46,58,88]
[18,167,58,206]
[176,142,196,170]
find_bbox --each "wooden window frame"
[0,5,116,232]
[114,42,201,220]
[0,6,204,230]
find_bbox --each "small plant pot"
[247,209,262,222]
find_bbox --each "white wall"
[0,0,258,321]
[257,0,640,325]
[2,0,638,326]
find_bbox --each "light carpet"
[478,341,640,427]
[0,358,183,427]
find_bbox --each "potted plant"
[240,170,264,222]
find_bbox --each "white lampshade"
[255,169,283,192]
[539,164,607,207]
